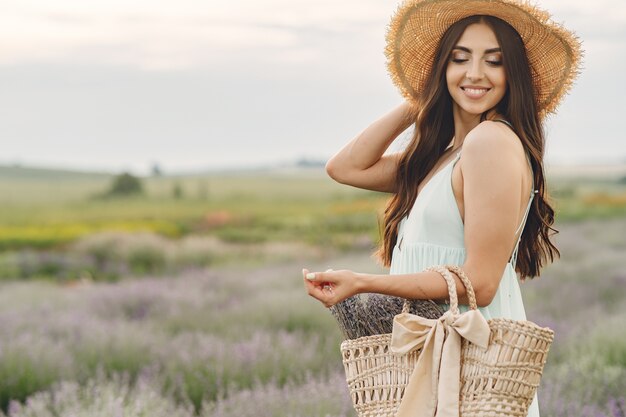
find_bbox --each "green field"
[1,164,625,253]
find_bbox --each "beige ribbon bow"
[390,309,491,417]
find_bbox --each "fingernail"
[306,273,315,280]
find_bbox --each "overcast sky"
[0,0,624,175]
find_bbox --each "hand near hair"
[302,268,362,308]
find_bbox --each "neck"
[450,105,500,149]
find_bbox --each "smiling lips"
[461,86,491,99]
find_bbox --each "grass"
[0,170,385,250]
[1,167,625,251]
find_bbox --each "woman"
[302,1,581,415]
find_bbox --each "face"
[446,22,507,118]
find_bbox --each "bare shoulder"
[459,120,528,187]
[461,121,526,170]
[462,120,522,158]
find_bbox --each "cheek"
[494,70,507,89]
[445,73,453,94]
[497,76,507,99]
[445,66,461,89]
[488,69,507,100]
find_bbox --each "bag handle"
[401,265,478,315]
[425,265,461,314]
[444,265,478,311]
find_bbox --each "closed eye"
[451,58,502,66]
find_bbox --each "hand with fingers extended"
[301,268,362,308]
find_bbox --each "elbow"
[473,282,498,308]
[457,264,500,308]
[325,157,346,184]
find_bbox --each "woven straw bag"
[340,264,554,417]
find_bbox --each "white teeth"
[464,88,489,94]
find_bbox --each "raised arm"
[325,101,416,193]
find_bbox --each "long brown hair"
[375,15,559,279]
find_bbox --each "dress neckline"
[417,150,461,195]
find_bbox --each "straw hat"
[385,0,583,117]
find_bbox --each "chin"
[455,101,499,117]
[459,106,491,116]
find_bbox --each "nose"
[466,60,484,81]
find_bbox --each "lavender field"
[0,215,623,417]
[0,166,625,417]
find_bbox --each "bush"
[172,182,184,199]
[127,246,167,275]
[104,173,144,197]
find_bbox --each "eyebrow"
[453,46,501,54]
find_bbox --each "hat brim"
[385,0,583,117]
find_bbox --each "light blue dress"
[388,120,540,417]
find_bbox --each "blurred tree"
[172,182,184,199]
[106,172,144,197]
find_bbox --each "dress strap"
[509,191,536,267]
[493,118,514,130]
[509,163,537,265]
